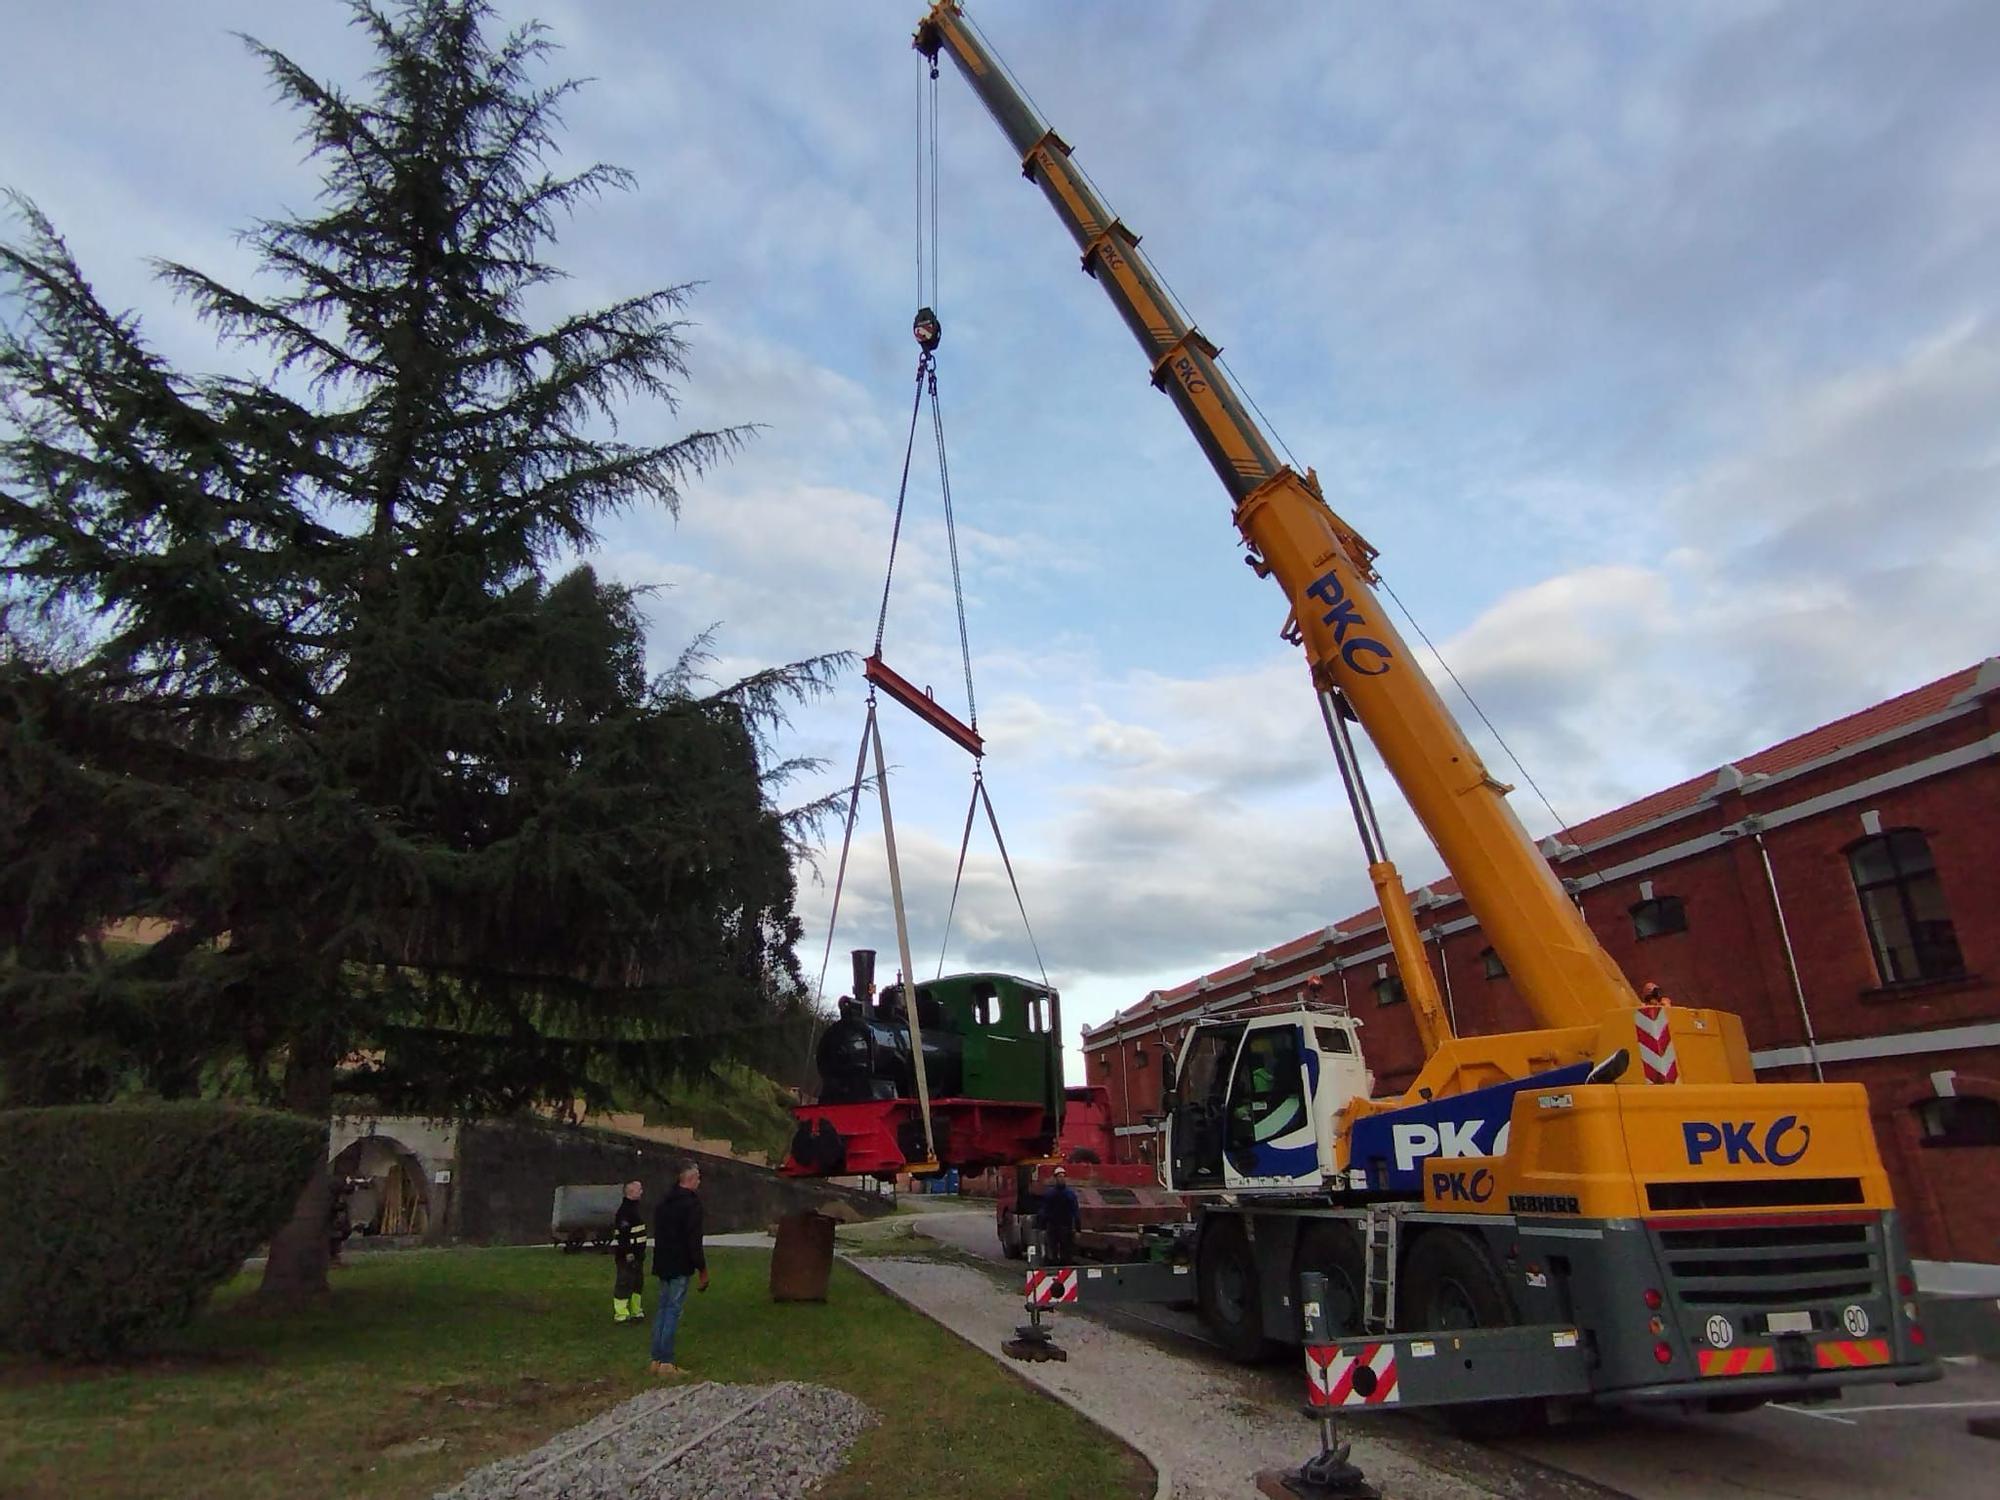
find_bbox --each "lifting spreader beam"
[865,652,985,757]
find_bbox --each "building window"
[1479,946,1506,980]
[1373,974,1406,1006]
[1135,1047,1150,1069]
[1849,829,1964,985]
[1913,1094,2000,1148]
[1630,895,1687,940]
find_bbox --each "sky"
[4,1,1997,1084]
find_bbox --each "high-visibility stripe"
[1698,1346,1777,1376]
[1305,1342,1401,1407]
[1024,1268,1079,1305]
[1636,1004,1681,1084]
[1814,1338,1890,1369]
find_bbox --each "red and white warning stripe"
[1305,1342,1400,1407]
[1635,1003,1680,1085]
[1024,1267,1079,1306]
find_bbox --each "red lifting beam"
[865,653,984,757]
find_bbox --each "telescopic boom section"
[915,2,1638,1037]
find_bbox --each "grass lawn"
[0,1246,1151,1500]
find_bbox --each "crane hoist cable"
[815,310,1050,1005]
[807,59,1050,1161]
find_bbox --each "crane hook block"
[913,307,943,349]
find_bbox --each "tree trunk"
[258,1046,335,1300]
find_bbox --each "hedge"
[0,1102,324,1358]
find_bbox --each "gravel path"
[434,1381,875,1500]
[851,1255,1612,1500]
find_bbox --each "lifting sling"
[812,83,1050,1158]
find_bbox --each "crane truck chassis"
[904,0,1975,1426]
[1022,1000,1945,1422]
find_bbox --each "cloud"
[1689,318,2000,574]
[1404,316,2000,823]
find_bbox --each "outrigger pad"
[1002,1323,1068,1363]
[1002,1337,1069,1363]
[1255,1466,1379,1500]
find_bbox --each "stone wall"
[453,1118,888,1245]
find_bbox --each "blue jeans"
[650,1274,691,1363]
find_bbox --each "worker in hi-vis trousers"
[612,1180,648,1323]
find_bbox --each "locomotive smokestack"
[851,948,876,1002]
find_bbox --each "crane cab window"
[1167,1022,1243,1189]
[1230,1027,1305,1143]
[1180,1025,1241,1105]
[1314,1025,1354,1056]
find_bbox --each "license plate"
[1767,1310,1813,1334]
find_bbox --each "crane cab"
[1161,1008,1370,1194]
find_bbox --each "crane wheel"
[1197,1217,1280,1364]
[1400,1230,1545,1439]
[998,1210,1027,1260]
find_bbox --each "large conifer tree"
[0,1,831,1294]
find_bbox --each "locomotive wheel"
[1197,1217,1279,1364]
[1400,1230,1543,1438]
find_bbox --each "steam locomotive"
[785,949,1066,1178]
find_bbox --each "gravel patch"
[435,1380,875,1500]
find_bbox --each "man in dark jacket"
[1036,1165,1081,1265]
[648,1161,709,1375]
[612,1180,647,1324]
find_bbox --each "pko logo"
[1304,571,1393,677]
[1683,1115,1811,1167]
[1392,1119,1509,1172]
[1430,1168,1495,1204]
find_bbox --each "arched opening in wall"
[332,1135,433,1241]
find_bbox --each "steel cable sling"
[808,49,1052,1164]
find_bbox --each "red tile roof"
[1090,658,1993,1034]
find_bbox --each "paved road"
[914,1207,2000,1500]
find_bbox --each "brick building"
[1080,658,2000,1268]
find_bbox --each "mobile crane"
[913,1,1946,1424]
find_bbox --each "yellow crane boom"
[914,3,1641,1055]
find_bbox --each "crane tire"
[1400,1229,1545,1439]
[1197,1217,1280,1364]
[998,1211,1026,1260]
